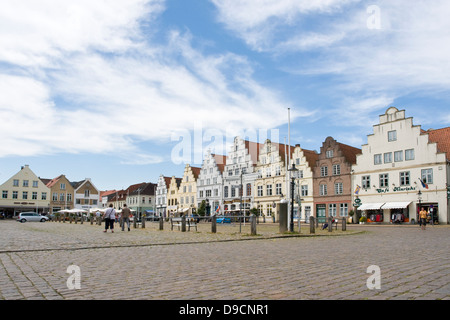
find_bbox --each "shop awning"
[381,202,411,209]
[357,203,385,211]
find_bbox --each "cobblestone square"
[0,220,449,301]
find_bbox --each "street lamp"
[417,190,422,223]
[288,164,298,232]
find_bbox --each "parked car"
[216,216,231,224]
[17,212,49,223]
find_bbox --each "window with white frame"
[421,169,433,184]
[329,204,337,216]
[394,151,403,162]
[321,166,328,177]
[276,183,282,195]
[266,184,272,196]
[326,150,334,158]
[379,173,389,187]
[362,175,371,189]
[405,149,415,161]
[340,203,348,216]
[333,164,341,175]
[399,171,410,186]
[257,186,263,197]
[374,154,382,165]
[388,130,397,142]
[301,185,308,197]
[384,152,392,163]
[334,182,343,195]
[319,184,327,196]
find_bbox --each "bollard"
[159,217,164,230]
[211,214,217,233]
[133,216,137,229]
[251,214,257,235]
[63,213,66,223]
[74,215,77,224]
[328,217,332,232]
[181,215,186,232]
[142,215,146,229]
[342,217,346,231]
[310,216,315,234]
[90,214,93,225]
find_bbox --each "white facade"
[223,137,260,213]
[352,107,449,224]
[290,145,318,222]
[156,175,170,217]
[0,165,50,216]
[197,150,226,215]
[73,178,100,212]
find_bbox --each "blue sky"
[1,0,449,191]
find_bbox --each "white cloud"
[210,0,358,51]
[0,0,293,159]
[211,0,450,127]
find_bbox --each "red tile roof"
[423,127,450,160]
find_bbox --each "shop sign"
[376,186,416,194]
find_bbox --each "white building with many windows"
[223,137,261,214]
[0,165,50,217]
[290,144,318,222]
[197,150,226,215]
[352,107,449,224]
[155,175,172,218]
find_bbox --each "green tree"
[197,200,206,216]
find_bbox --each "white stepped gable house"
[290,144,318,223]
[155,175,172,218]
[351,107,450,224]
[197,150,226,215]
[222,137,261,213]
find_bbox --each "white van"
[17,212,49,223]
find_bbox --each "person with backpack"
[103,204,116,233]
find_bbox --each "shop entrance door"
[316,204,326,223]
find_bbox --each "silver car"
[17,212,49,223]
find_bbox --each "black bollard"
[211,214,217,233]
[181,215,186,232]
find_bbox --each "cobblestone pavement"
[0,220,449,300]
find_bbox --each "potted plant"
[359,216,367,224]
[348,210,355,224]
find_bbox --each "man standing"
[103,204,116,233]
[121,204,132,232]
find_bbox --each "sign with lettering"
[376,186,416,194]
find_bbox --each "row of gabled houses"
[156,107,450,224]
[2,107,449,224]
[0,166,157,218]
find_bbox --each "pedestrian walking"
[103,204,116,233]
[121,204,132,232]
[419,207,427,230]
